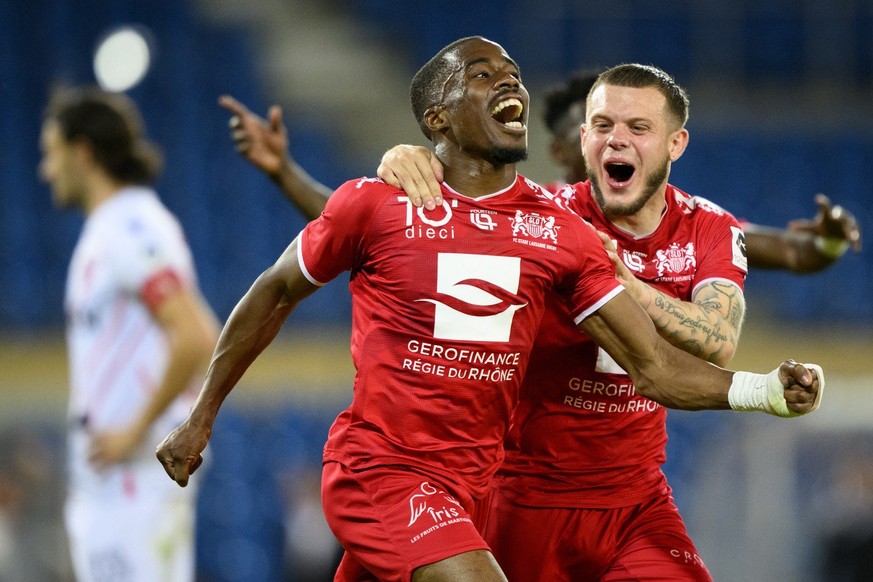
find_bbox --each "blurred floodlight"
[93,26,152,92]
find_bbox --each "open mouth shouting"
[490,97,525,131]
[604,160,635,187]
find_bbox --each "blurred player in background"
[40,86,219,582]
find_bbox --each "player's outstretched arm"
[219,95,331,221]
[745,194,862,273]
[156,236,319,486]
[578,291,822,416]
[377,144,445,210]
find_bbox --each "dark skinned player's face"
[439,39,529,165]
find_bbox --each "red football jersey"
[499,181,747,508]
[299,175,622,499]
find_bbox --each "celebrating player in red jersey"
[161,39,821,582]
[376,64,828,580]
[538,69,861,273]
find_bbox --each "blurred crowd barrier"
[1,321,871,581]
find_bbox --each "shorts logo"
[407,482,463,527]
[510,210,559,244]
[655,242,696,276]
[416,253,526,342]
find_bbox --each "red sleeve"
[695,210,748,291]
[563,217,624,323]
[299,178,389,285]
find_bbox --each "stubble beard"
[487,146,528,166]
[588,158,669,217]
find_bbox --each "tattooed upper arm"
[692,280,746,336]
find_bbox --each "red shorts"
[322,461,490,582]
[483,484,712,582]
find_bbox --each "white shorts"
[64,488,195,582]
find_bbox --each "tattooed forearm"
[654,295,728,340]
[647,280,745,364]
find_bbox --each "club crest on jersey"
[510,210,559,250]
[655,242,696,276]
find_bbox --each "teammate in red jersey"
[375,64,821,581]
[166,39,821,582]
[218,56,837,581]
[539,69,861,271]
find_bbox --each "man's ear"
[424,105,449,134]
[668,128,689,162]
[73,136,97,168]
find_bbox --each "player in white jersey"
[40,87,219,582]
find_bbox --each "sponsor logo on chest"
[400,197,458,240]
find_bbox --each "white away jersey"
[65,187,198,495]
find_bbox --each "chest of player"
[366,195,585,289]
[616,238,699,294]
[65,238,135,328]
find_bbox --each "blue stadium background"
[2,0,871,331]
[1,1,871,581]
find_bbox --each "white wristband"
[728,369,788,416]
[728,365,824,417]
[813,235,850,259]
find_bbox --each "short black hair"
[409,36,485,139]
[590,64,689,128]
[44,85,162,184]
[542,69,601,134]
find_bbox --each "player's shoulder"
[668,184,739,224]
[106,189,188,257]
[327,177,404,212]
[92,188,169,235]
[324,177,411,225]
[335,176,398,196]
[516,174,581,218]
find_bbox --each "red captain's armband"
[141,268,184,312]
